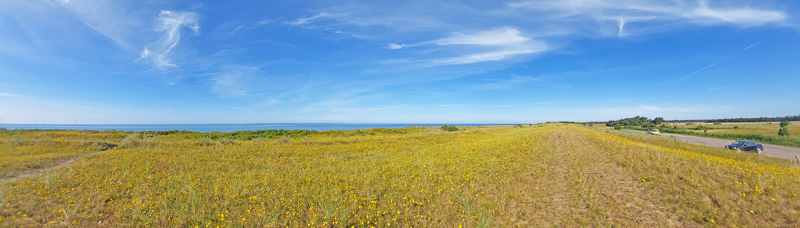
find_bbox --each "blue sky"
[1,0,799,124]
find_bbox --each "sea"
[0,123,504,133]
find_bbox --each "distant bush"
[778,128,790,136]
[713,123,722,125]
[778,121,790,136]
[685,123,695,125]
[734,126,740,129]
[614,126,623,130]
[441,125,458,132]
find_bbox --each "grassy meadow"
[1,124,799,227]
[0,130,127,179]
[601,121,800,147]
[665,121,800,139]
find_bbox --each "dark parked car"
[724,140,763,154]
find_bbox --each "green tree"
[778,128,790,136]
[653,117,664,125]
[779,121,790,136]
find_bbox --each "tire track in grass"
[502,125,575,226]
[565,126,677,226]
[0,141,120,182]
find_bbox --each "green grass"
[620,123,800,148]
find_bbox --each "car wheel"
[757,148,762,155]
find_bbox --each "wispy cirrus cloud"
[285,12,332,26]
[138,10,200,69]
[389,27,548,65]
[474,75,566,91]
[54,0,142,49]
[507,0,786,36]
[673,40,764,83]
[210,65,262,98]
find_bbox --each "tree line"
[606,116,664,129]
[665,115,800,123]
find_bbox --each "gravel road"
[658,133,800,161]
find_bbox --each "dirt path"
[657,133,800,161]
[0,158,78,182]
[0,145,119,182]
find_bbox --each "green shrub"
[614,126,623,130]
[778,127,790,136]
[780,121,790,128]
[441,125,459,132]
[685,123,695,125]
[713,123,722,125]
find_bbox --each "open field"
[2,124,800,227]
[665,121,800,140]
[600,121,800,148]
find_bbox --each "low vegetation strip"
[140,128,423,141]
[625,126,800,148]
[1,124,798,227]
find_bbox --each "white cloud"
[507,0,786,36]
[673,60,721,83]
[430,27,530,46]
[691,1,786,26]
[433,49,542,65]
[392,27,548,65]
[138,10,200,69]
[210,66,261,98]
[212,74,247,97]
[286,12,331,26]
[474,75,565,90]
[53,0,142,49]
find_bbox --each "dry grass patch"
[1,124,798,227]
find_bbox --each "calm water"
[0,123,504,132]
